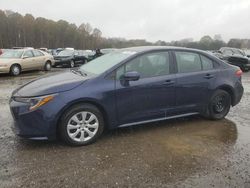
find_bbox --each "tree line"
[0,10,250,50]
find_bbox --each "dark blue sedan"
[9,46,244,146]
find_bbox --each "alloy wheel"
[67,111,99,142]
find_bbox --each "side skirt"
[117,112,199,128]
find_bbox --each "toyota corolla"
[9,46,244,146]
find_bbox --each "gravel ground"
[0,69,250,188]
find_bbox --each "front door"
[21,50,36,70]
[115,51,176,126]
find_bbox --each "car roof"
[117,46,207,54]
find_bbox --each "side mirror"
[22,56,29,59]
[122,71,140,81]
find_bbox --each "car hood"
[0,58,21,64]
[228,55,249,64]
[13,71,91,97]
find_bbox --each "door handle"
[162,80,175,85]
[204,74,214,79]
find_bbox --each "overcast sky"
[1,0,250,42]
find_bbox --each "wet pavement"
[0,69,250,188]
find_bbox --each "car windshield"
[232,49,245,56]
[80,50,137,75]
[58,50,74,56]
[0,50,23,58]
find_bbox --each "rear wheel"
[10,64,21,76]
[206,90,231,120]
[59,104,104,146]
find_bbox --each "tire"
[59,104,105,146]
[69,60,75,68]
[206,90,231,120]
[44,61,52,71]
[10,64,21,76]
[83,58,87,64]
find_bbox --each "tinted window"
[201,55,214,70]
[23,50,34,58]
[33,50,44,57]
[175,51,202,73]
[123,52,170,79]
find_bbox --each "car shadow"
[16,115,238,149]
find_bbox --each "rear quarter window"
[200,55,214,70]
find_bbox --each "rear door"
[115,51,176,126]
[33,50,46,68]
[173,50,219,114]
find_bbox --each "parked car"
[9,46,243,146]
[40,48,49,53]
[215,47,250,72]
[53,49,87,68]
[81,50,95,62]
[101,48,117,54]
[243,49,250,58]
[0,49,55,76]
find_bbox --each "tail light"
[235,69,243,77]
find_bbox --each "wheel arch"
[10,63,22,73]
[216,85,235,106]
[46,60,52,64]
[56,99,109,136]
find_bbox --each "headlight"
[13,94,56,111]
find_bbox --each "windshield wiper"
[71,69,87,77]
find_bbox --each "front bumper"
[9,95,66,140]
[0,66,10,73]
[54,59,71,66]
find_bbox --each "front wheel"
[10,64,21,76]
[69,60,75,68]
[206,90,231,120]
[59,104,104,146]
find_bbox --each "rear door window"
[33,50,44,57]
[175,51,202,73]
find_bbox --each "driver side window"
[23,50,34,58]
[116,51,170,80]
